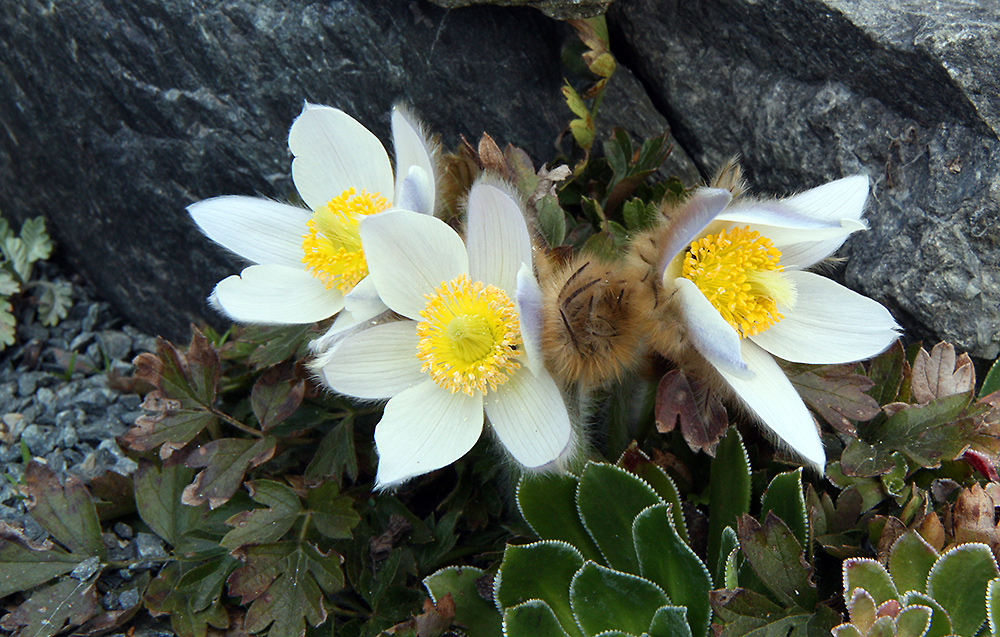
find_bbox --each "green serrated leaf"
[424,566,502,637]
[888,532,938,594]
[0,299,15,350]
[240,323,312,369]
[895,605,932,637]
[184,437,277,509]
[927,543,999,637]
[718,527,739,589]
[843,558,899,606]
[0,218,12,243]
[981,357,1000,400]
[0,271,19,296]
[175,555,240,613]
[0,534,82,598]
[228,541,344,637]
[304,419,358,483]
[306,481,360,540]
[621,198,660,232]
[517,473,602,563]
[760,469,808,550]
[503,600,571,637]
[737,513,816,610]
[868,341,906,405]
[537,194,568,247]
[709,428,751,585]
[900,592,953,637]
[134,460,205,546]
[633,504,712,637]
[146,562,230,637]
[123,406,217,453]
[221,480,302,550]
[618,447,688,543]
[649,605,693,637]
[577,463,662,573]
[570,562,669,636]
[251,367,305,431]
[19,216,53,263]
[789,364,880,433]
[3,236,29,281]
[495,541,585,637]
[0,575,98,637]
[24,462,105,559]
[986,577,1000,637]
[37,280,73,326]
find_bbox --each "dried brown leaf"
[414,594,456,637]
[911,342,975,404]
[0,576,99,636]
[916,512,946,551]
[952,484,1000,552]
[655,369,728,455]
[789,364,880,435]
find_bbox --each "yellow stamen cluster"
[417,275,522,396]
[301,187,390,292]
[681,226,796,337]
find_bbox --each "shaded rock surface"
[0,0,687,343]
[427,0,613,19]
[610,0,1000,358]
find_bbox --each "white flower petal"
[717,201,846,231]
[374,381,484,488]
[360,210,469,319]
[781,175,869,222]
[765,219,868,269]
[484,367,572,469]
[343,275,388,318]
[750,271,900,364]
[715,340,826,470]
[289,104,394,211]
[515,264,546,377]
[674,278,751,378]
[392,105,437,215]
[466,179,533,296]
[658,188,732,280]
[211,264,342,324]
[188,196,309,268]
[315,321,424,399]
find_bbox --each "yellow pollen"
[416,275,522,396]
[301,187,390,292]
[681,226,796,337]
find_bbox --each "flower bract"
[657,176,899,469]
[188,103,436,326]
[313,179,573,488]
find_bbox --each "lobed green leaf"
[569,562,669,637]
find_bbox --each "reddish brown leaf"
[789,364,880,435]
[24,462,104,558]
[655,369,728,455]
[0,576,99,636]
[952,484,1000,553]
[414,594,456,637]
[182,437,277,509]
[911,342,975,404]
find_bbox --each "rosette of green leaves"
[0,214,70,348]
[839,532,1000,637]
[425,459,711,637]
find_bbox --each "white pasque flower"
[188,103,436,327]
[313,178,573,488]
[658,176,899,469]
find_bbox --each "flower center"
[416,275,522,396]
[301,187,390,292]
[681,226,797,337]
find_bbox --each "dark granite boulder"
[0,0,684,342]
[609,0,1000,358]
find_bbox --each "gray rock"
[69,332,95,352]
[610,0,1000,358]
[134,533,168,561]
[114,522,135,540]
[74,387,114,412]
[0,0,684,342]
[20,424,51,456]
[97,331,133,361]
[428,0,613,19]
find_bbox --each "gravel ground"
[0,262,175,636]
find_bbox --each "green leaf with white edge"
[986,577,1000,637]
[3,236,29,281]
[843,558,899,606]
[737,513,816,610]
[709,428,751,585]
[569,562,669,637]
[518,473,602,563]
[495,541,585,637]
[867,615,896,637]
[0,271,19,296]
[591,632,636,637]
[648,606,693,637]
[846,588,877,633]
[717,527,739,589]
[37,280,73,326]
[577,462,662,574]
[424,566,502,637]
[20,216,53,263]
[503,600,571,637]
[926,543,999,637]
[832,624,864,637]
[980,357,1000,400]
[900,592,953,637]
[894,605,932,637]
[618,447,689,543]
[633,504,711,637]
[221,480,302,550]
[888,531,938,594]
[760,469,808,549]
